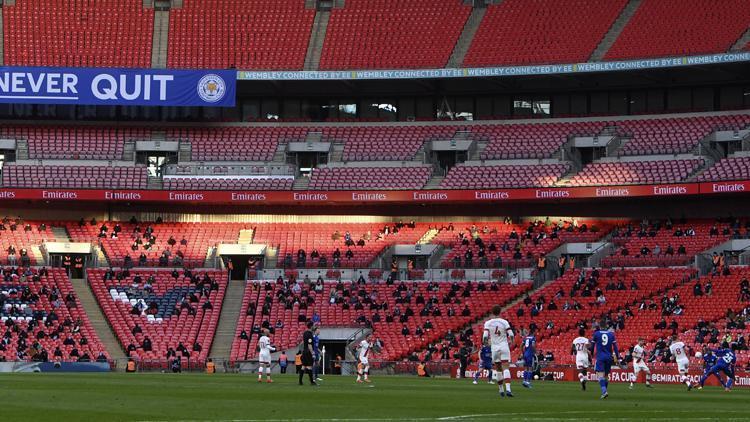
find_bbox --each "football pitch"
[1,373,748,421]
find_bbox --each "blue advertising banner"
[0,67,236,107]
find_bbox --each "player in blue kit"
[521,328,536,389]
[591,321,622,399]
[473,345,494,385]
[699,343,735,391]
[312,326,322,382]
[697,347,725,389]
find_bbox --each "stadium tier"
[1,165,148,189]
[441,163,569,189]
[231,279,530,363]
[87,269,227,367]
[0,267,107,362]
[601,220,735,267]
[307,166,432,190]
[167,0,315,70]
[319,0,471,70]
[464,0,628,67]
[604,0,750,60]
[3,0,153,68]
[434,220,613,269]
[567,159,705,187]
[696,156,750,182]
[0,126,147,161]
[67,222,247,268]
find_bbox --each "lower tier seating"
[0,267,107,362]
[87,269,227,368]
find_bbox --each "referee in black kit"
[299,321,317,386]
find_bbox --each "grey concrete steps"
[589,0,642,62]
[447,6,487,68]
[70,278,127,365]
[304,10,331,71]
[209,280,248,359]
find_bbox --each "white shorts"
[633,360,649,373]
[491,344,511,363]
[576,356,590,369]
[676,359,689,373]
[359,356,369,367]
[259,352,271,364]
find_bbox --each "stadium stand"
[614,114,750,156]
[166,127,306,162]
[67,222,246,269]
[567,159,704,187]
[3,0,153,67]
[478,121,606,160]
[434,219,612,269]
[319,0,471,70]
[167,0,315,70]
[230,279,530,362]
[0,126,146,161]
[1,165,148,189]
[327,126,456,162]
[464,0,628,67]
[0,220,54,266]
[0,267,107,362]
[604,0,750,60]
[307,166,432,190]
[601,220,733,267]
[87,269,227,367]
[251,222,429,269]
[696,156,750,182]
[440,163,569,189]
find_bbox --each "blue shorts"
[523,353,535,367]
[480,360,493,370]
[595,358,613,375]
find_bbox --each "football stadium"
[0,0,750,420]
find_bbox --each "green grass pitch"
[1,373,748,421]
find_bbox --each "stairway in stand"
[209,279,248,368]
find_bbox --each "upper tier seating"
[0,267,107,362]
[308,166,431,190]
[2,165,148,189]
[441,163,569,189]
[166,127,307,162]
[0,126,147,160]
[601,219,736,267]
[326,126,456,162]
[604,0,750,60]
[478,121,606,160]
[464,0,628,66]
[696,157,750,182]
[567,159,704,187]
[3,0,153,67]
[230,279,530,362]
[87,269,226,367]
[319,0,471,70]
[614,114,750,156]
[167,0,314,70]
[164,177,293,191]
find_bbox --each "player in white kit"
[571,328,591,390]
[483,305,515,397]
[258,328,276,383]
[629,338,653,389]
[356,335,372,383]
[668,335,692,390]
